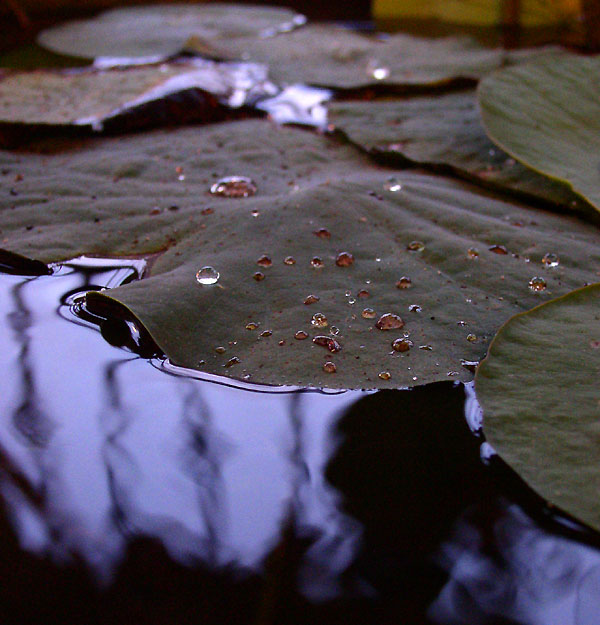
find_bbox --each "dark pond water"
[0,256,599,624]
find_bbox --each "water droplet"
[311,313,329,328]
[313,335,341,353]
[466,334,477,343]
[224,356,240,367]
[196,266,220,285]
[215,346,226,354]
[408,304,422,313]
[198,359,206,366]
[323,361,337,373]
[375,257,381,262]
[278,340,286,346]
[284,256,296,265]
[178,175,186,182]
[457,321,468,326]
[378,371,391,380]
[245,322,260,330]
[314,228,331,239]
[392,337,413,352]
[253,271,265,281]
[384,179,402,192]
[447,371,459,377]
[362,307,376,319]
[372,67,390,80]
[467,248,479,259]
[489,244,508,255]
[257,255,272,267]
[251,209,260,217]
[528,276,547,292]
[210,176,257,198]
[348,298,356,305]
[407,241,425,252]
[310,256,324,268]
[304,294,320,305]
[330,326,340,336]
[419,344,433,351]
[260,330,272,337]
[336,252,355,267]
[357,289,370,298]
[412,376,418,381]
[376,313,405,330]
[396,276,412,289]
[542,253,559,268]
[294,330,309,340]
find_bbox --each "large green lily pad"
[475,284,600,531]
[329,92,588,215]
[37,3,305,60]
[478,54,600,212]
[2,119,600,388]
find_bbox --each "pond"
[1,256,599,624]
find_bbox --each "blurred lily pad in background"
[476,284,600,531]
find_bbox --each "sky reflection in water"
[0,258,599,624]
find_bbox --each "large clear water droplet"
[323,361,337,373]
[313,335,341,353]
[304,294,320,305]
[361,307,376,319]
[257,255,272,267]
[336,252,355,267]
[407,241,425,252]
[488,244,508,255]
[210,176,257,198]
[196,266,219,285]
[392,337,413,352]
[378,371,391,380]
[396,276,412,289]
[294,330,309,340]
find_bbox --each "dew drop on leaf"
[466,333,478,342]
[392,337,413,352]
[361,307,376,319]
[336,252,355,267]
[294,330,309,340]
[357,289,370,298]
[528,276,547,292]
[376,313,405,330]
[310,256,324,268]
[314,228,331,239]
[245,322,260,330]
[542,253,559,268]
[311,313,328,328]
[253,271,265,281]
[323,361,337,373]
[467,248,479,259]
[396,276,412,289]
[196,266,219,285]
[283,256,296,265]
[407,241,425,252]
[489,244,508,255]
[378,371,391,380]
[304,294,320,305]
[224,356,240,367]
[408,304,422,313]
[257,255,272,267]
[210,176,257,198]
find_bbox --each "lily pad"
[2,119,600,388]
[329,92,588,215]
[475,284,600,531]
[0,60,272,136]
[37,3,305,60]
[188,24,550,90]
[478,54,600,212]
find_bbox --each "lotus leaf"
[478,54,600,212]
[1,120,600,389]
[329,92,588,215]
[476,284,600,531]
[37,3,305,60]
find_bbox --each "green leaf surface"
[329,92,588,214]
[0,64,220,127]
[2,120,600,388]
[475,284,600,531]
[188,24,558,90]
[478,54,600,212]
[37,3,305,60]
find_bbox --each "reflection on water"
[0,257,599,624]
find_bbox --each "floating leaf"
[329,91,588,214]
[37,3,305,60]
[1,120,600,388]
[475,284,600,531]
[478,54,600,212]
[188,24,547,90]
[0,60,272,137]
